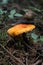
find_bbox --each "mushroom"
[7,24,36,50]
[7,24,35,36]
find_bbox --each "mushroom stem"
[20,33,33,51]
[22,33,35,50]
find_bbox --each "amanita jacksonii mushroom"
[7,24,35,36]
[7,24,36,50]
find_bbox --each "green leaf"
[8,15,14,19]
[9,9,16,19]
[15,13,23,17]
[2,0,8,4]
[0,9,7,14]
[10,9,16,15]
[0,9,3,14]
[29,6,41,12]
[31,33,38,40]
[40,36,43,42]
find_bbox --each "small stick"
[34,55,40,62]
[25,53,28,65]
[33,60,42,65]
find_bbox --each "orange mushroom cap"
[7,24,36,36]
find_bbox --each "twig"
[25,53,28,65]
[42,62,43,65]
[30,1,37,7]
[34,55,40,63]
[33,60,42,65]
